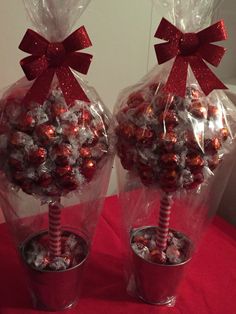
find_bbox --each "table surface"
[0,195,236,314]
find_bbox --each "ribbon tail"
[163,56,189,97]
[189,57,227,96]
[22,68,55,107]
[56,66,90,106]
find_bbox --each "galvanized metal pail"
[131,226,192,305]
[21,230,89,311]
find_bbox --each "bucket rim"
[130,225,192,267]
[20,229,89,273]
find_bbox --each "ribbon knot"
[179,33,199,56]
[46,43,66,67]
[19,26,93,106]
[155,18,227,97]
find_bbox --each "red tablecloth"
[0,195,236,314]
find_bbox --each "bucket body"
[131,226,192,305]
[20,230,89,311]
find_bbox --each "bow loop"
[155,42,179,64]
[20,55,49,80]
[155,18,227,97]
[63,26,92,52]
[19,26,93,105]
[65,52,93,74]
[198,43,226,67]
[197,20,227,44]
[155,18,182,42]
[19,29,49,55]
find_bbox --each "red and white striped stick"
[157,193,173,252]
[48,202,62,257]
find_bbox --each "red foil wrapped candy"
[0,87,112,198]
[116,81,235,193]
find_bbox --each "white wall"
[0,0,235,223]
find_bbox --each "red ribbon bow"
[155,18,227,97]
[19,26,93,106]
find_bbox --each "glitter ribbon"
[155,18,227,97]
[19,26,93,105]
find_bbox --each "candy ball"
[0,88,111,198]
[116,83,231,192]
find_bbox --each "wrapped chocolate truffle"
[0,0,114,311]
[115,0,236,307]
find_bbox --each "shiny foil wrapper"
[23,231,88,271]
[132,228,190,265]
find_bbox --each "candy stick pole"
[156,193,173,252]
[48,202,62,257]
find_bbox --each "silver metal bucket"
[20,230,89,311]
[131,226,192,305]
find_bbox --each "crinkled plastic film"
[115,0,236,306]
[158,0,223,31]
[23,0,91,41]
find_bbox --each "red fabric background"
[0,195,235,314]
